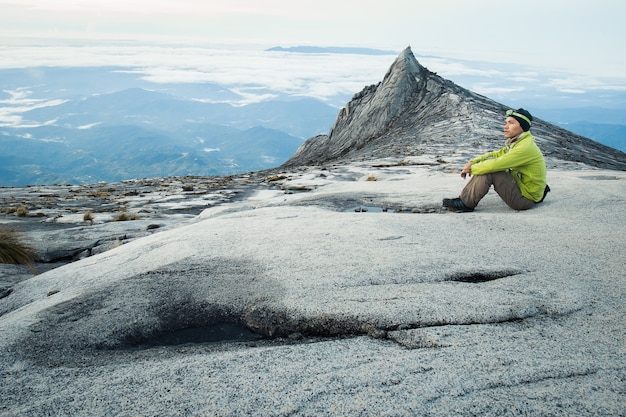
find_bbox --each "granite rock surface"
[0,162,625,416]
[1,46,625,416]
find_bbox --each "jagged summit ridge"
[284,46,499,166]
[327,47,425,153]
[284,47,626,170]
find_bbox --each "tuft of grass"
[15,205,29,217]
[88,190,111,198]
[113,212,139,222]
[83,211,95,223]
[366,175,377,181]
[0,228,39,272]
[265,174,288,183]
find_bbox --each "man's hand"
[460,162,473,179]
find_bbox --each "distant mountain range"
[1,121,303,186]
[0,78,337,186]
[554,121,626,153]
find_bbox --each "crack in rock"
[137,323,264,347]
[447,269,525,283]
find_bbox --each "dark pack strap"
[538,184,550,203]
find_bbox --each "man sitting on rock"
[443,108,548,212]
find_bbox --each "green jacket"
[470,131,547,202]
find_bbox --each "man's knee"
[491,171,533,210]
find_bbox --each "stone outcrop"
[284,47,626,170]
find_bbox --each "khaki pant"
[460,171,535,210]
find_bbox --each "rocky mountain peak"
[284,47,626,170]
[327,46,427,149]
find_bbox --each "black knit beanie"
[508,108,533,131]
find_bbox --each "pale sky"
[1,0,625,77]
[1,0,625,119]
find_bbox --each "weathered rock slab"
[1,166,624,416]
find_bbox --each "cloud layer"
[1,43,625,129]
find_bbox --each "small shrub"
[83,211,95,223]
[0,228,38,271]
[366,175,377,181]
[15,206,29,217]
[114,212,139,222]
[89,190,111,198]
[265,175,287,183]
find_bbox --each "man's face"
[504,116,524,138]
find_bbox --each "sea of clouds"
[1,41,625,128]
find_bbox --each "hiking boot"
[442,198,474,212]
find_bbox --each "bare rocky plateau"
[1,161,624,416]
